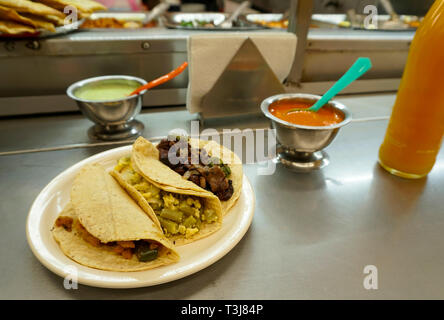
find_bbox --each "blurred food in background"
[341,8,422,30]
[80,12,158,28]
[253,18,287,29]
[0,0,107,36]
[245,11,422,31]
[179,19,215,28]
[81,16,157,28]
[242,0,429,30]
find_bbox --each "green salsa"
[74,81,140,101]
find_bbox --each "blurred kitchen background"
[100,0,434,15]
[0,0,436,116]
[249,0,434,15]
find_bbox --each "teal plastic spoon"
[287,57,372,114]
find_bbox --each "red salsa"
[269,100,344,126]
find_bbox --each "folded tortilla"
[0,0,65,18]
[0,5,55,32]
[40,13,65,26]
[38,0,107,13]
[52,163,179,272]
[111,137,223,246]
[0,19,35,34]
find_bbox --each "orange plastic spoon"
[128,62,188,96]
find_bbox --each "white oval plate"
[26,145,255,289]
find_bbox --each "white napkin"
[186,32,297,114]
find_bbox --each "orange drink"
[379,0,444,178]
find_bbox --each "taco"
[52,163,179,272]
[156,137,243,215]
[111,137,223,246]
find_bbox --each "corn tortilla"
[40,13,65,26]
[0,19,34,34]
[0,5,55,31]
[52,163,179,272]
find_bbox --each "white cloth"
[186,32,297,114]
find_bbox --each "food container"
[261,93,352,171]
[243,13,343,29]
[0,19,84,39]
[80,12,160,29]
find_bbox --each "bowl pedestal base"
[274,145,329,172]
[88,120,144,141]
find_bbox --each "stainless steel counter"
[1,92,443,299]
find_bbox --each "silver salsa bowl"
[261,93,352,171]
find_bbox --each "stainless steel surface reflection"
[67,75,147,141]
[261,93,352,172]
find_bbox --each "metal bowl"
[261,93,352,171]
[67,75,147,141]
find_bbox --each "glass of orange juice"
[379,0,444,178]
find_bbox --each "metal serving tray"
[244,13,419,31]
[163,12,263,31]
[88,12,147,21]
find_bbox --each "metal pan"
[244,13,420,31]
[244,13,345,29]
[242,13,287,29]
[0,19,84,39]
[338,12,419,31]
